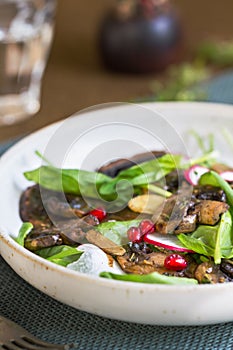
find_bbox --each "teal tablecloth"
[1,72,233,350]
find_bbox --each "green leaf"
[24,154,182,211]
[178,228,216,257]
[97,220,140,245]
[24,166,112,198]
[215,210,233,263]
[178,211,233,264]
[99,154,182,194]
[15,222,33,246]
[199,171,233,208]
[35,245,83,267]
[100,271,198,285]
[127,154,182,184]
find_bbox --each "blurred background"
[0,0,233,141]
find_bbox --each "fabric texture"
[1,72,233,350]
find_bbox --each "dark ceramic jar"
[99,0,183,73]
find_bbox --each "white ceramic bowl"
[1,102,233,325]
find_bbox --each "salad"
[16,134,233,285]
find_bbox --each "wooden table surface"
[0,0,233,141]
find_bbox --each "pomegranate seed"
[139,219,155,236]
[164,254,187,271]
[127,226,143,243]
[89,207,106,222]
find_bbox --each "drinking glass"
[0,0,56,125]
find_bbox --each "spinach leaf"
[100,271,198,285]
[199,171,233,208]
[178,211,233,264]
[99,154,182,195]
[35,245,83,267]
[24,152,218,203]
[130,153,183,185]
[15,222,33,246]
[24,154,182,209]
[24,166,112,198]
[215,210,233,262]
[97,220,140,245]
